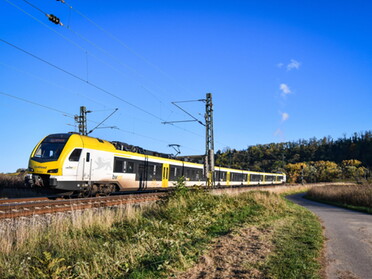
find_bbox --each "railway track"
[0,183,290,220]
[0,192,166,219]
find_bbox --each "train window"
[114,158,124,173]
[145,164,154,180]
[185,168,190,180]
[170,166,175,180]
[191,169,196,180]
[86,153,90,162]
[127,161,134,173]
[265,175,273,181]
[155,164,163,180]
[32,135,69,162]
[251,174,263,182]
[170,166,181,180]
[69,149,82,162]
[231,173,239,181]
[220,172,226,181]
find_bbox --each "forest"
[215,131,372,183]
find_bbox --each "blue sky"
[1,0,371,172]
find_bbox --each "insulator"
[48,14,61,25]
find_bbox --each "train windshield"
[32,134,71,162]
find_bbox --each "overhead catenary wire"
[58,0,194,97]
[65,26,167,105]
[0,90,74,118]
[88,108,118,134]
[0,61,109,108]
[19,0,45,15]
[0,90,201,153]
[17,0,177,110]
[4,0,84,51]
[3,0,206,140]
[1,39,204,140]
[0,38,165,122]
[5,0,170,108]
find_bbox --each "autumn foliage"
[215,131,372,183]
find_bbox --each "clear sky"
[1,0,371,173]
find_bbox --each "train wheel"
[81,185,93,198]
[108,184,116,195]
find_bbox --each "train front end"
[25,134,71,191]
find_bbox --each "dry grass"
[307,184,372,209]
[0,187,324,278]
[0,173,25,188]
[0,204,143,255]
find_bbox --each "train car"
[25,133,286,195]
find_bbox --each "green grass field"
[0,186,323,278]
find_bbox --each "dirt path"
[175,226,273,279]
[287,193,372,279]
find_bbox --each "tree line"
[215,131,372,183]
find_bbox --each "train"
[25,133,286,195]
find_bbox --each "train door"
[162,163,170,187]
[138,156,148,190]
[64,148,82,181]
[226,171,230,186]
[82,152,92,181]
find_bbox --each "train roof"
[48,133,285,176]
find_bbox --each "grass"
[263,199,323,278]
[306,184,372,213]
[0,186,324,279]
[0,173,25,188]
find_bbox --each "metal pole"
[75,106,90,135]
[205,93,215,186]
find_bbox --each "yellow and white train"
[25,133,286,195]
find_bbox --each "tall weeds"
[0,173,25,188]
[307,184,372,208]
[0,188,322,279]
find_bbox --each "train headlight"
[28,167,34,172]
[47,169,58,173]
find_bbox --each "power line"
[58,0,194,97]
[4,0,86,51]
[0,38,165,121]
[0,90,73,118]
[2,1,206,140]
[1,38,204,139]
[0,90,200,152]
[0,61,108,108]
[0,63,201,142]
[88,108,118,134]
[5,0,170,108]
[20,0,46,15]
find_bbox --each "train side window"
[86,152,90,162]
[155,164,162,180]
[170,166,174,180]
[127,161,134,173]
[114,158,124,173]
[69,149,82,162]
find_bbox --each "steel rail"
[0,193,166,219]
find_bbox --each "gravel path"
[287,193,372,279]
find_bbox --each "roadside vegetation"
[215,131,372,183]
[0,182,323,279]
[306,184,372,213]
[0,171,25,188]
